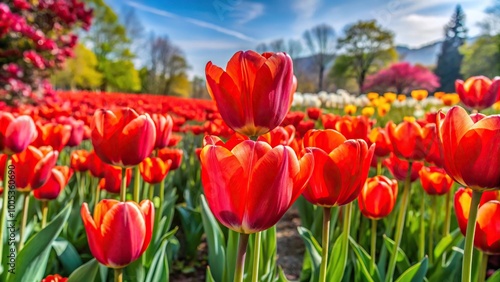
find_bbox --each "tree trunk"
[318,65,324,92]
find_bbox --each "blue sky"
[106,0,493,77]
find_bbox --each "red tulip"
[139,157,172,184]
[99,166,132,194]
[158,148,183,170]
[151,113,173,149]
[0,154,6,181]
[368,127,392,158]
[437,106,500,190]
[455,188,500,254]
[334,115,372,143]
[32,122,72,152]
[383,153,423,182]
[42,274,68,282]
[423,124,444,168]
[88,150,112,179]
[81,199,154,268]
[34,166,73,200]
[205,51,295,136]
[258,125,295,147]
[419,166,453,196]
[200,137,313,233]
[11,146,58,192]
[91,108,156,167]
[56,116,85,147]
[455,76,500,110]
[358,176,398,219]
[70,150,90,172]
[307,107,322,120]
[0,113,37,155]
[302,129,375,207]
[387,117,433,161]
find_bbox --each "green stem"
[133,166,140,202]
[478,252,488,282]
[0,156,11,266]
[252,232,262,282]
[235,233,249,282]
[462,190,482,282]
[148,183,154,201]
[419,191,425,259]
[339,203,353,281]
[41,201,48,228]
[443,189,452,237]
[429,196,437,264]
[19,192,30,250]
[319,207,331,282]
[120,168,127,202]
[159,179,165,206]
[114,268,123,282]
[371,219,378,272]
[79,172,85,202]
[376,158,382,176]
[386,162,412,282]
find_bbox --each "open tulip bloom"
[199,136,313,281]
[205,51,296,137]
[437,106,500,282]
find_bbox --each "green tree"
[460,36,500,78]
[83,0,141,92]
[52,44,103,90]
[303,24,336,91]
[435,5,467,92]
[335,20,396,93]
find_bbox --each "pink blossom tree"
[363,62,440,94]
[0,0,92,104]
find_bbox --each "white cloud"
[229,1,265,24]
[389,14,449,46]
[293,0,321,19]
[125,1,255,42]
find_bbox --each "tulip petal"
[438,106,474,185]
[119,115,156,166]
[100,202,146,268]
[231,140,271,178]
[139,200,155,254]
[200,145,246,231]
[244,146,295,232]
[81,203,106,264]
[5,116,37,154]
[303,129,346,153]
[303,148,341,207]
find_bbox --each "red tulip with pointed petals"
[302,129,375,207]
[151,113,173,149]
[419,166,453,196]
[0,113,37,155]
[139,157,172,184]
[200,137,313,233]
[34,166,73,200]
[437,106,500,190]
[387,117,433,161]
[455,76,500,111]
[383,153,423,182]
[91,108,156,167]
[81,199,154,268]
[205,51,295,137]
[455,188,500,254]
[11,146,58,192]
[358,176,398,219]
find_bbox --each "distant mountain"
[396,42,442,67]
[396,36,479,67]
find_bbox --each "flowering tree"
[363,62,440,94]
[0,0,92,104]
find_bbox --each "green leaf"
[276,267,289,282]
[67,259,99,282]
[177,205,203,259]
[383,235,411,272]
[349,237,382,282]
[200,195,226,282]
[225,230,238,282]
[52,238,83,274]
[297,226,321,282]
[394,257,428,282]
[328,232,349,282]
[206,267,216,282]
[8,202,72,282]
[433,228,462,261]
[487,269,500,282]
[145,239,169,282]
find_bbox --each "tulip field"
[1,51,500,282]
